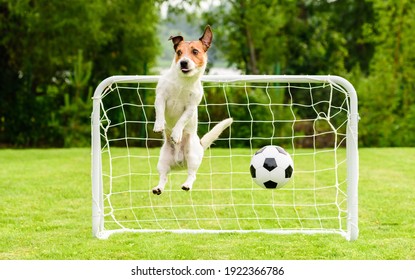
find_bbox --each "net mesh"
[97,77,351,236]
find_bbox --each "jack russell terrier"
[152,25,233,195]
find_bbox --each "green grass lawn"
[0,148,414,260]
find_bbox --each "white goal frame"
[91,75,359,241]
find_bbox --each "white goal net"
[92,75,359,241]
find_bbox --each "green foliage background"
[1,0,414,147]
[0,0,161,147]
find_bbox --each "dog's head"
[169,25,213,77]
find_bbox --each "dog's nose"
[180,60,188,69]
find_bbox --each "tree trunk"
[246,27,259,74]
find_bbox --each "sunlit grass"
[0,148,414,260]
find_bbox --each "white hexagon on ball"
[250,145,294,189]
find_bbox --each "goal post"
[91,75,359,241]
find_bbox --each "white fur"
[152,51,232,195]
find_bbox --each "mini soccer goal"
[91,75,359,241]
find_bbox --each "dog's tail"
[200,118,233,150]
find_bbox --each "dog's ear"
[169,35,184,51]
[199,25,213,51]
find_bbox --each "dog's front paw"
[170,129,183,144]
[153,120,165,133]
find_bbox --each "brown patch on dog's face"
[174,41,207,68]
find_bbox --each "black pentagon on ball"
[263,157,277,171]
[263,180,278,189]
[250,164,256,178]
[285,165,293,178]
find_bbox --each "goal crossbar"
[91,75,359,241]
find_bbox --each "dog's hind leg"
[152,142,174,195]
[181,136,204,191]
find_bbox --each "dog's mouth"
[181,67,191,74]
[180,61,193,74]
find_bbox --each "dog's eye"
[192,49,199,55]
[177,50,182,56]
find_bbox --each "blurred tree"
[201,0,291,74]
[0,0,161,146]
[93,0,161,80]
[200,0,351,75]
[326,0,375,74]
[353,0,415,146]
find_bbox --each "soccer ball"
[250,145,294,189]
